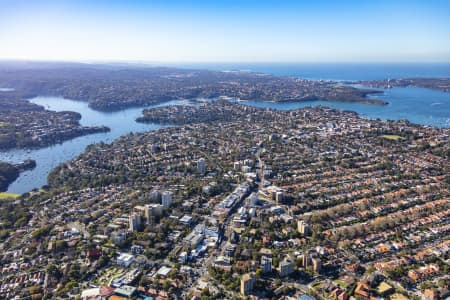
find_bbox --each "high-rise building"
[261,255,272,273]
[144,203,163,223]
[197,158,206,175]
[152,204,163,216]
[129,213,142,232]
[302,254,311,268]
[279,259,294,277]
[149,190,161,202]
[312,258,321,273]
[144,205,152,223]
[133,205,147,216]
[275,191,283,204]
[161,191,173,208]
[297,220,311,236]
[240,272,256,296]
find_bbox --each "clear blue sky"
[0,0,449,62]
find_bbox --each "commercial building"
[117,253,134,267]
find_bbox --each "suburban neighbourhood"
[1,101,448,299]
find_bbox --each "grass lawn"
[94,267,126,286]
[380,134,404,141]
[334,279,349,288]
[0,192,20,200]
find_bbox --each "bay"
[237,86,450,128]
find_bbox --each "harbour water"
[1,64,450,194]
[236,86,450,128]
[0,98,181,194]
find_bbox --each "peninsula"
[0,160,35,192]
[0,62,387,112]
[0,94,109,150]
[358,77,450,92]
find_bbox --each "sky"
[0,0,450,63]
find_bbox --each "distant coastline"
[0,62,388,112]
[358,77,450,93]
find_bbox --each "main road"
[190,143,265,292]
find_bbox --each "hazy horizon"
[1,0,450,63]
[2,59,450,64]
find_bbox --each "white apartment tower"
[161,190,173,208]
[197,158,206,175]
[261,255,272,273]
[129,213,142,232]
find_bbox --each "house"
[408,270,420,282]
[390,294,409,300]
[87,248,102,260]
[376,243,391,253]
[331,288,348,300]
[108,296,127,300]
[423,289,438,300]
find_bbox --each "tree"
[0,229,11,240]
[274,278,281,286]
[255,268,262,278]
[28,285,42,295]
[55,240,68,251]
[46,264,61,278]
[68,263,81,280]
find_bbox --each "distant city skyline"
[1,0,450,62]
